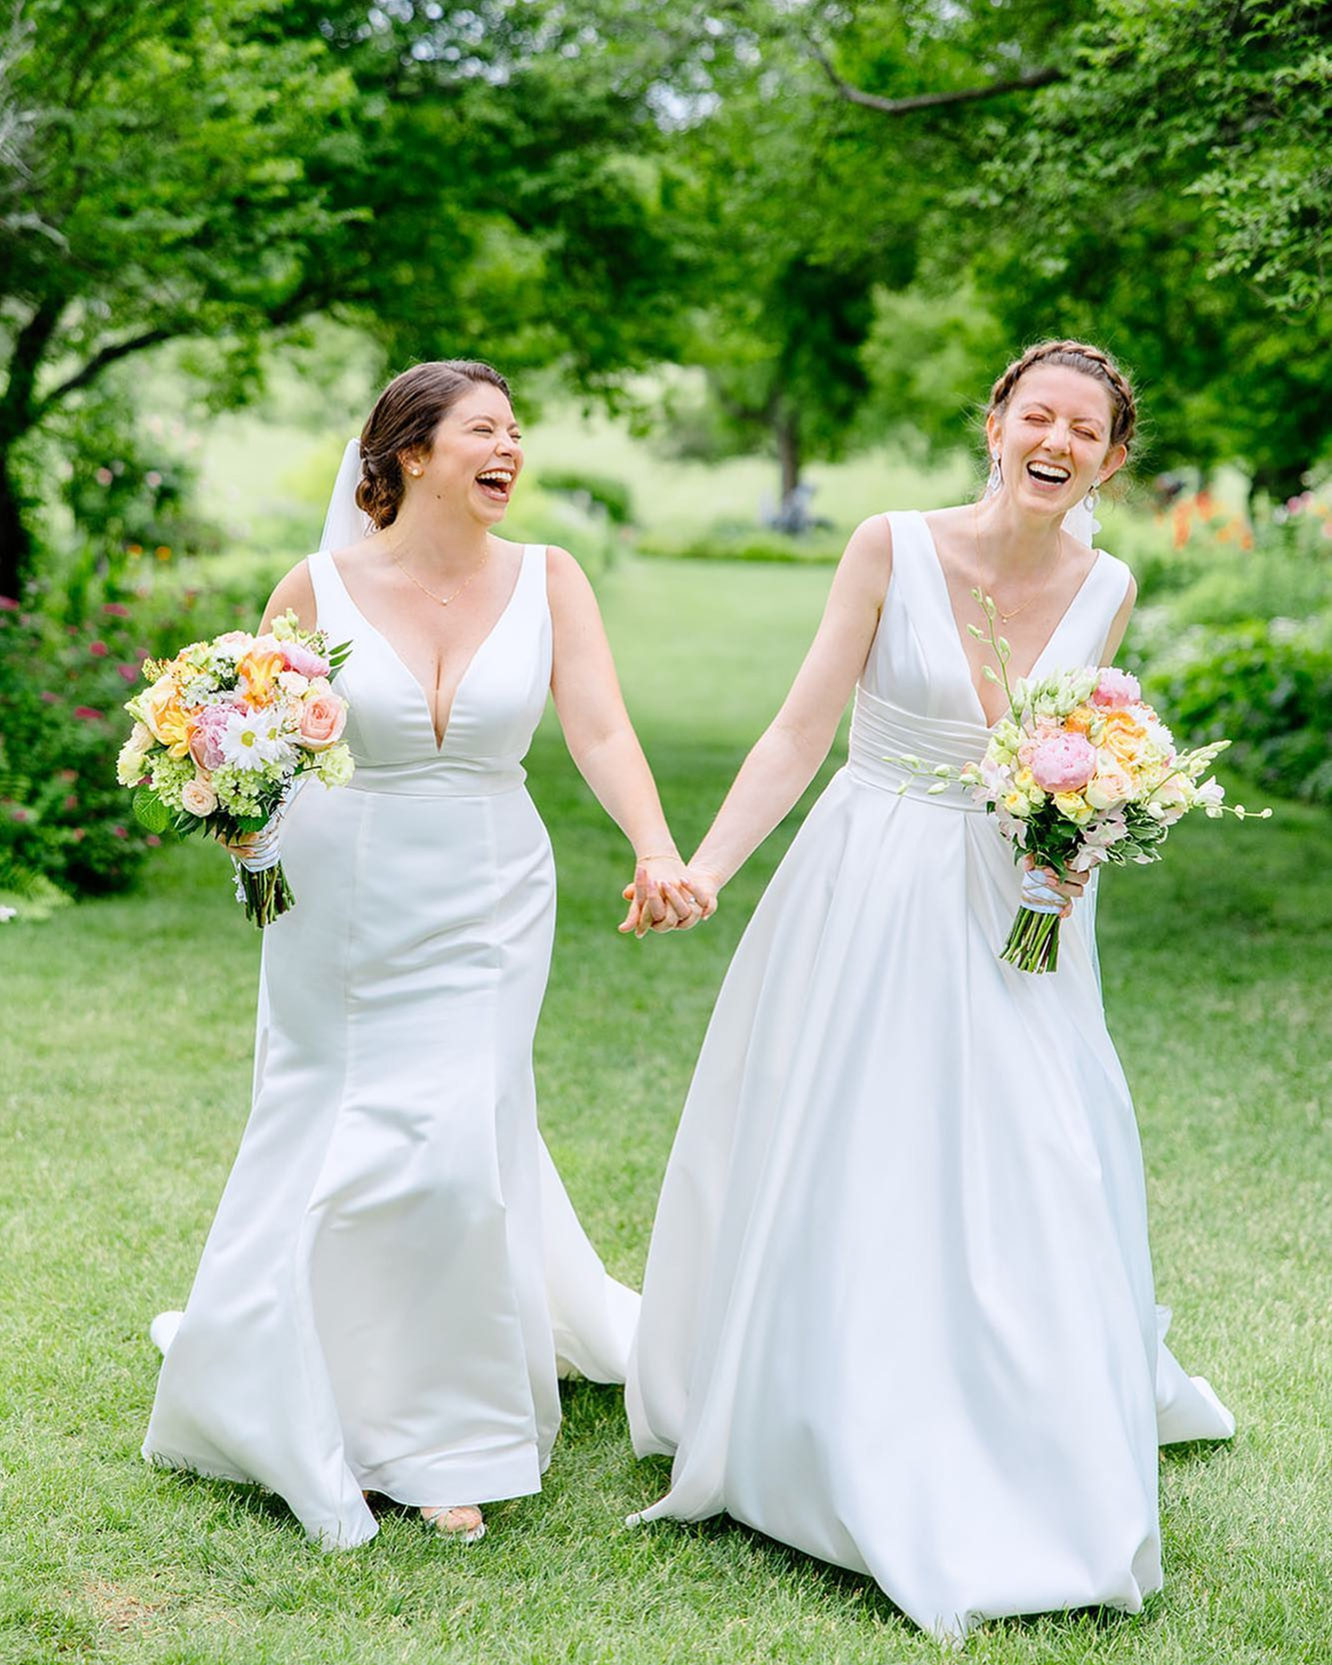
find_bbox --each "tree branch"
[807,40,1065,116]
[34,325,176,417]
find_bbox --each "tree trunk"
[0,297,66,597]
[775,406,801,502]
[0,447,30,601]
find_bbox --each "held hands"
[617,855,720,939]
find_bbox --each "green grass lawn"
[1,555,1329,1664]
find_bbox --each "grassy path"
[1,556,1328,1663]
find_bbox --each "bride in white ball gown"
[144,360,700,1549]
[623,341,1234,1639]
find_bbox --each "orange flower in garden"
[237,649,286,707]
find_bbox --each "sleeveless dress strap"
[1058,550,1134,666]
[305,550,361,639]
[883,511,955,649]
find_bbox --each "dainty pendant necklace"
[973,508,1057,624]
[386,540,490,608]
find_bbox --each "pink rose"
[281,640,331,679]
[1029,733,1097,793]
[1092,668,1141,708]
[297,691,347,750]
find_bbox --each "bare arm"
[687,515,893,895]
[259,560,317,634]
[547,546,692,920]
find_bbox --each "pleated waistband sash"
[342,758,527,798]
[846,685,989,812]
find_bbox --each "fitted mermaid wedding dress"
[626,511,1233,1638]
[144,544,637,1547]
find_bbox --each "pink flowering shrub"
[0,572,259,902]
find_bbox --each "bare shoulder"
[544,543,597,607]
[832,513,894,602]
[261,558,318,632]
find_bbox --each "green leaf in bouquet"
[327,639,353,675]
[132,787,171,835]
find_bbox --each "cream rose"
[180,777,218,816]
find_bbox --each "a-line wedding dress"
[626,510,1233,1639]
[144,543,636,1548]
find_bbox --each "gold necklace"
[973,509,1058,624]
[387,541,490,608]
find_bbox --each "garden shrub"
[1141,614,1332,805]
[539,470,636,526]
[633,527,842,565]
[0,565,268,913]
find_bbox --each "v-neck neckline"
[915,511,1104,731]
[324,545,529,753]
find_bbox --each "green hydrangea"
[314,744,354,789]
[150,753,196,810]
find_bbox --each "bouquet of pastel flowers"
[117,612,353,925]
[896,590,1268,973]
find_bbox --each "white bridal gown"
[144,544,637,1548]
[626,511,1233,1639]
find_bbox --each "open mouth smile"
[476,468,515,502]
[1026,460,1072,488]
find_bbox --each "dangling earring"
[985,452,1002,498]
[1084,480,1100,514]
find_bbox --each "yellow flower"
[1053,790,1095,826]
[137,673,192,758]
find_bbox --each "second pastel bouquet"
[118,612,354,926]
[893,589,1267,973]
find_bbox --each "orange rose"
[236,649,286,707]
[1100,711,1148,765]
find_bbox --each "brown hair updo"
[986,340,1138,457]
[355,359,513,529]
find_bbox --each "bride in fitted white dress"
[144,362,699,1547]
[626,345,1234,1638]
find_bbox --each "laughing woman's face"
[409,384,524,526]
[988,364,1126,517]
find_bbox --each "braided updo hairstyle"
[355,360,513,529]
[986,340,1138,458]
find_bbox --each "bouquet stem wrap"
[1000,869,1067,974]
[232,813,292,927]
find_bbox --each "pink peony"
[296,690,347,750]
[1092,668,1141,708]
[187,702,235,772]
[1029,732,1097,793]
[281,640,331,679]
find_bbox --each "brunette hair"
[356,360,512,528]
[986,339,1138,456]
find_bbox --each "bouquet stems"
[1000,905,1062,974]
[235,861,295,927]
